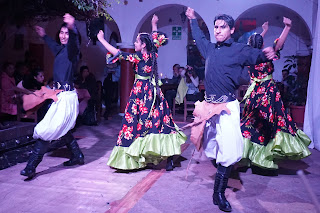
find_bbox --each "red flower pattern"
[241,56,301,149]
[143,65,152,73]
[153,109,160,119]
[258,136,265,143]
[243,131,251,138]
[112,31,181,147]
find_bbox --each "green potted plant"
[282,55,307,127]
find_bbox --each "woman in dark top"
[18,68,45,90]
[240,17,311,172]
[20,13,84,179]
[98,14,186,171]
[77,65,97,101]
[76,65,98,125]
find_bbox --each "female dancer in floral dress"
[240,17,311,172]
[97,15,186,171]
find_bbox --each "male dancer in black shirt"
[20,13,84,179]
[186,7,276,212]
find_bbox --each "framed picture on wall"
[172,26,182,40]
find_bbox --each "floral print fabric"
[241,68,298,146]
[110,32,179,148]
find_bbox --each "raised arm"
[64,14,80,61]
[97,30,120,56]
[186,7,210,59]
[274,17,292,52]
[152,14,158,32]
[260,21,269,38]
[35,26,61,55]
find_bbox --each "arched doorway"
[234,3,312,81]
[133,4,210,80]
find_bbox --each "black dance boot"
[20,139,50,179]
[166,156,174,171]
[213,164,233,212]
[63,139,84,166]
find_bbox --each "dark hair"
[23,68,44,90]
[139,33,161,97]
[56,23,68,44]
[55,23,82,45]
[248,33,264,49]
[214,14,235,29]
[31,68,43,78]
[80,65,89,74]
[173,64,180,69]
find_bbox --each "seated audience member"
[74,79,91,116]
[17,68,49,121]
[1,62,18,116]
[76,66,98,125]
[17,68,45,90]
[175,65,202,105]
[77,65,97,101]
[164,64,181,110]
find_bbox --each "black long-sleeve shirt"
[43,27,80,85]
[190,19,270,102]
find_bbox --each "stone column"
[117,43,135,115]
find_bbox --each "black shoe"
[63,153,85,166]
[166,156,174,171]
[20,168,36,179]
[20,139,49,179]
[213,164,233,212]
[63,138,85,166]
[213,193,232,212]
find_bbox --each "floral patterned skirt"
[240,79,311,169]
[107,79,187,170]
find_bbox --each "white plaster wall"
[0,0,314,83]
[157,24,188,78]
[107,0,313,43]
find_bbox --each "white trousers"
[33,90,79,141]
[203,100,243,167]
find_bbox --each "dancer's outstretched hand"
[262,21,268,31]
[97,30,105,41]
[152,14,159,25]
[283,17,292,27]
[34,26,46,37]
[63,13,75,29]
[186,7,196,20]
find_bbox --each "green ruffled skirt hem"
[107,130,187,170]
[239,129,311,169]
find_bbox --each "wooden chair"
[172,96,198,122]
